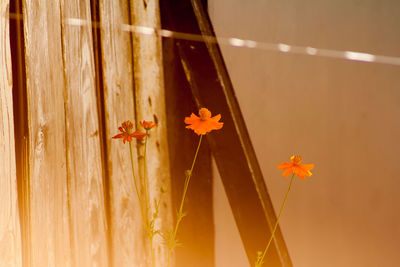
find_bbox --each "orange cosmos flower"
[112,120,147,143]
[277,155,314,179]
[184,108,223,135]
[140,120,157,130]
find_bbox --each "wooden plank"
[60,0,109,266]
[98,1,146,266]
[0,1,22,265]
[22,1,72,266]
[163,37,215,267]
[9,0,30,266]
[160,0,293,265]
[130,1,173,266]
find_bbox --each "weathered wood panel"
[22,0,72,266]
[60,0,109,266]
[9,1,30,266]
[0,1,22,266]
[130,1,173,266]
[99,1,146,266]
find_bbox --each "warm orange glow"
[277,155,314,179]
[184,108,223,135]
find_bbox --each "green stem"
[150,238,155,267]
[143,131,155,267]
[167,135,203,267]
[143,131,150,228]
[256,174,295,267]
[129,142,147,229]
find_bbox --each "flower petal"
[209,120,223,130]
[211,114,221,122]
[293,166,308,179]
[112,133,124,139]
[277,162,292,169]
[132,130,147,140]
[282,168,293,177]
[300,164,314,171]
[184,113,200,124]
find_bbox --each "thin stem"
[150,239,155,267]
[129,143,147,231]
[256,174,295,267]
[143,130,150,227]
[167,135,203,267]
[143,131,156,267]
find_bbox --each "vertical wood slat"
[60,0,109,266]
[0,1,22,266]
[99,1,146,266]
[9,0,31,264]
[22,1,72,266]
[130,0,173,266]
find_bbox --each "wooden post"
[60,0,109,266]
[130,0,173,266]
[22,0,72,266]
[99,0,147,266]
[0,1,22,266]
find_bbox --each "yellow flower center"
[291,155,302,165]
[199,108,211,121]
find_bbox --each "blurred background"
[209,1,400,266]
[4,0,400,266]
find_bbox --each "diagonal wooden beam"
[161,0,293,266]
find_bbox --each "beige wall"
[209,1,400,266]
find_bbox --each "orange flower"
[112,120,147,143]
[140,120,157,130]
[184,108,223,135]
[277,155,314,179]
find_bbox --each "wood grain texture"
[99,1,146,266]
[130,0,173,266]
[60,0,109,266]
[22,0,72,266]
[0,1,22,266]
